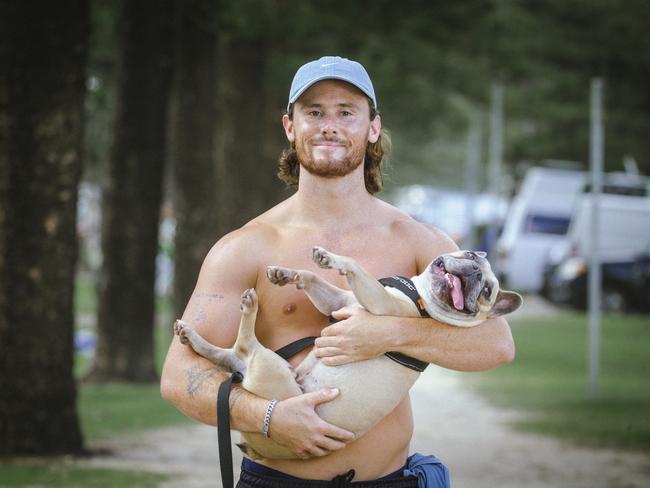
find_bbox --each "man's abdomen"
[260,396,414,481]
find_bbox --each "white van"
[563,193,650,261]
[495,167,587,292]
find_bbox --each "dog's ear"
[487,290,523,318]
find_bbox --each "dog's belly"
[300,354,419,436]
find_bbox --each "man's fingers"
[316,436,348,452]
[321,355,352,366]
[305,445,329,457]
[331,307,353,319]
[306,387,340,405]
[314,346,341,358]
[321,422,356,442]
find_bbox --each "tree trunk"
[0,0,88,454]
[170,0,220,320]
[89,0,174,382]
[217,36,279,235]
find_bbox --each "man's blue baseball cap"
[287,56,377,111]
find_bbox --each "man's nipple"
[282,303,297,315]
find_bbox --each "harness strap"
[217,337,316,488]
[378,276,430,373]
[274,335,318,360]
[378,276,429,318]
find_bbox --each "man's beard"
[296,137,366,179]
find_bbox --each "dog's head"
[418,250,522,327]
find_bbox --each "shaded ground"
[83,295,650,487]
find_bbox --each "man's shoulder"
[373,201,458,263]
[203,221,280,270]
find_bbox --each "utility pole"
[486,82,504,263]
[464,114,481,250]
[588,78,604,399]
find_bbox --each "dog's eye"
[465,251,476,260]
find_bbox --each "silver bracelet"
[262,399,278,438]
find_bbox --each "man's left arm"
[314,307,514,372]
[313,220,515,372]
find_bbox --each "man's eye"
[308,110,321,117]
[340,111,352,116]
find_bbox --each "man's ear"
[282,114,295,143]
[487,290,523,318]
[368,114,381,144]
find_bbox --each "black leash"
[217,371,243,488]
[217,337,317,488]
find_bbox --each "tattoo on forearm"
[186,364,222,399]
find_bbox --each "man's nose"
[320,115,338,134]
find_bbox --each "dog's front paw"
[266,266,304,289]
[174,319,191,345]
[240,288,258,314]
[312,246,334,269]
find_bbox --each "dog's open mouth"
[432,258,465,311]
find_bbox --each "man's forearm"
[388,315,515,372]
[160,350,268,433]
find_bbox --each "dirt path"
[83,296,650,487]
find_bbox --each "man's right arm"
[160,227,264,427]
[160,225,354,458]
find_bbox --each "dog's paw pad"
[312,246,332,268]
[240,288,258,312]
[267,266,291,285]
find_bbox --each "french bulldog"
[174,246,522,459]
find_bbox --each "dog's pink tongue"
[445,273,464,310]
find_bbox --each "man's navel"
[282,302,297,315]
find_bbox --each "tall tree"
[0,0,88,454]
[170,0,220,320]
[216,1,284,235]
[89,0,174,382]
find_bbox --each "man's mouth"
[432,258,465,311]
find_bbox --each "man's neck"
[292,165,375,226]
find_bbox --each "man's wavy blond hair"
[277,103,391,194]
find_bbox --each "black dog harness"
[216,276,429,488]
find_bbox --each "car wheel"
[602,287,628,313]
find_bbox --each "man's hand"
[314,306,393,366]
[269,388,355,459]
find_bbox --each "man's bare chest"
[252,227,417,353]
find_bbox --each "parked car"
[543,253,650,313]
[543,192,650,312]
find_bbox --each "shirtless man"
[160,56,515,487]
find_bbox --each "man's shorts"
[236,453,450,488]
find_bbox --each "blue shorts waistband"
[241,458,407,481]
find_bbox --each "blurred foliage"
[85,0,649,190]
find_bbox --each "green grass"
[78,383,191,440]
[467,312,650,449]
[0,464,169,487]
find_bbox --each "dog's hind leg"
[174,320,246,373]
